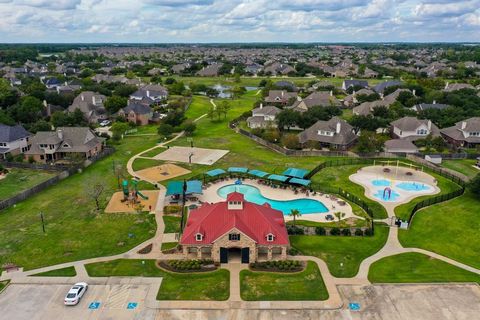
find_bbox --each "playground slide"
[136,191,149,200]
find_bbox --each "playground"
[136,163,191,182]
[153,146,229,165]
[350,164,440,205]
[105,178,159,213]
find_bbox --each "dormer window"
[195,233,203,241]
[62,143,70,148]
[266,233,275,242]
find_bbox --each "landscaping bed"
[159,259,217,273]
[240,261,329,301]
[368,252,480,284]
[249,260,304,272]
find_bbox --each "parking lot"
[0,283,479,319]
[0,283,157,320]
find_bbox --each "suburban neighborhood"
[1,10,480,319]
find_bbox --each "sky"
[0,0,479,43]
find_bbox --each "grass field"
[240,261,329,301]
[0,280,9,293]
[368,252,480,284]
[163,215,181,233]
[0,168,56,200]
[310,165,388,219]
[441,159,479,178]
[31,266,77,277]
[290,224,389,277]
[161,242,178,251]
[85,259,229,300]
[0,135,159,270]
[399,191,480,270]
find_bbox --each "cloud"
[16,0,81,10]
[144,0,214,6]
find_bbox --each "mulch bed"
[157,260,218,273]
[137,243,153,254]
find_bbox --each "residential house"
[390,117,440,141]
[43,77,62,90]
[24,127,104,163]
[180,192,289,264]
[411,101,449,112]
[289,91,341,113]
[129,84,168,104]
[373,80,403,93]
[264,62,295,76]
[171,63,191,74]
[441,117,480,148]
[118,102,154,126]
[343,88,375,107]
[384,139,419,154]
[342,79,369,91]
[353,89,410,116]
[68,91,107,124]
[196,63,223,77]
[443,82,475,92]
[264,90,298,105]
[0,124,31,160]
[245,63,262,75]
[246,104,281,129]
[298,117,358,150]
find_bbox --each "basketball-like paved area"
[1,283,478,320]
[153,146,229,165]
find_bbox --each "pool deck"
[349,165,440,208]
[198,178,361,223]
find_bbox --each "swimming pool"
[373,189,400,202]
[217,184,329,215]
[396,182,430,191]
[372,179,391,187]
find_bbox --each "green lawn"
[139,147,165,158]
[240,261,329,301]
[290,224,389,277]
[0,135,159,270]
[31,266,77,277]
[399,191,480,270]
[132,158,164,172]
[161,242,178,251]
[441,159,479,178]
[0,280,9,293]
[310,165,387,219]
[368,252,480,284]
[394,171,463,221]
[85,259,229,300]
[163,215,181,233]
[0,168,56,200]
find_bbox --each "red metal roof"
[181,193,289,246]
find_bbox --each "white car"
[64,282,88,305]
[99,120,111,127]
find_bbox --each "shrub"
[330,227,341,236]
[287,225,304,235]
[355,228,364,236]
[364,228,374,236]
[315,226,326,235]
[341,228,351,236]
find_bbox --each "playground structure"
[383,187,392,200]
[122,179,148,205]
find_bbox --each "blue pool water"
[217,184,329,215]
[372,179,391,187]
[396,182,430,191]
[373,189,401,202]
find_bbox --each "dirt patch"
[104,190,159,213]
[136,163,191,182]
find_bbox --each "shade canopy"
[248,169,269,178]
[289,178,311,186]
[166,180,203,196]
[205,168,226,177]
[268,174,289,182]
[282,167,309,179]
[227,167,248,173]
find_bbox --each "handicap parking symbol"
[127,302,138,310]
[88,302,101,310]
[349,302,361,311]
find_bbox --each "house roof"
[180,192,289,246]
[0,124,30,143]
[343,79,368,89]
[251,105,281,116]
[391,117,431,131]
[384,139,419,153]
[290,91,341,111]
[298,117,357,146]
[373,80,403,93]
[440,117,480,143]
[414,103,449,112]
[121,102,152,115]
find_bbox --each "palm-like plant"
[289,209,301,226]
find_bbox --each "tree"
[105,95,127,114]
[334,212,345,226]
[29,120,51,133]
[470,175,480,195]
[289,209,301,226]
[356,131,387,153]
[158,123,174,137]
[281,133,300,149]
[277,109,300,130]
[182,120,196,136]
[85,177,107,211]
[10,96,44,123]
[111,122,130,140]
[217,101,231,119]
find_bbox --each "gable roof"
[0,124,30,142]
[298,116,357,146]
[180,193,289,246]
[373,80,403,93]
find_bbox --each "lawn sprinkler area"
[350,165,439,204]
[199,178,359,223]
[136,163,191,182]
[153,146,229,165]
